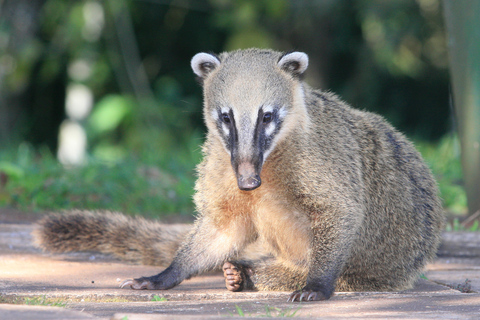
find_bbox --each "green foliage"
[0,143,198,218]
[415,134,468,215]
[88,95,134,135]
[262,305,301,317]
[0,162,24,180]
[23,296,67,307]
[470,220,479,232]
[445,219,479,232]
[235,304,245,317]
[151,295,167,302]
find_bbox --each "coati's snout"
[236,162,261,191]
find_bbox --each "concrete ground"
[1,209,479,319]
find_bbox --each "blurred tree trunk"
[443,1,480,216]
[0,0,64,149]
[0,0,45,145]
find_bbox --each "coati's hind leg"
[222,258,308,293]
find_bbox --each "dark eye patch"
[216,108,237,152]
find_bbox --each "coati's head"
[191,49,309,191]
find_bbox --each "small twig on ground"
[461,210,480,229]
[454,279,473,293]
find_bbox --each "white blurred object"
[82,1,105,42]
[57,120,87,166]
[68,59,92,82]
[65,83,93,121]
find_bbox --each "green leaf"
[89,95,133,134]
[235,304,245,317]
[0,162,25,180]
[151,295,167,301]
[469,220,479,232]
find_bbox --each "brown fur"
[34,49,444,301]
[34,210,190,266]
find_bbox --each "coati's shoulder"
[302,88,363,136]
[304,87,402,136]
[300,87,424,177]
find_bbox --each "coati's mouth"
[236,162,262,191]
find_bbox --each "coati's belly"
[207,155,311,267]
[253,198,312,268]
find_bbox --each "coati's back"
[302,91,444,291]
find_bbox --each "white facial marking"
[218,107,231,136]
[278,106,288,120]
[211,109,218,121]
[262,106,288,162]
[222,123,230,136]
[265,122,275,136]
[263,105,275,136]
[263,105,274,113]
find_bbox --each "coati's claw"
[120,279,134,289]
[287,290,327,302]
[120,278,152,290]
[223,262,243,292]
[120,269,182,290]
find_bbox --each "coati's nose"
[236,162,262,191]
[238,174,261,191]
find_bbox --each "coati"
[34,49,444,302]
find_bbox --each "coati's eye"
[221,113,231,124]
[262,112,273,124]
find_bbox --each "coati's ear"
[191,53,221,79]
[278,52,309,77]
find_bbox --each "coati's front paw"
[223,262,244,291]
[120,277,158,290]
[288,280,335,302]
[287,289,328,302]
[120,270,180,290]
